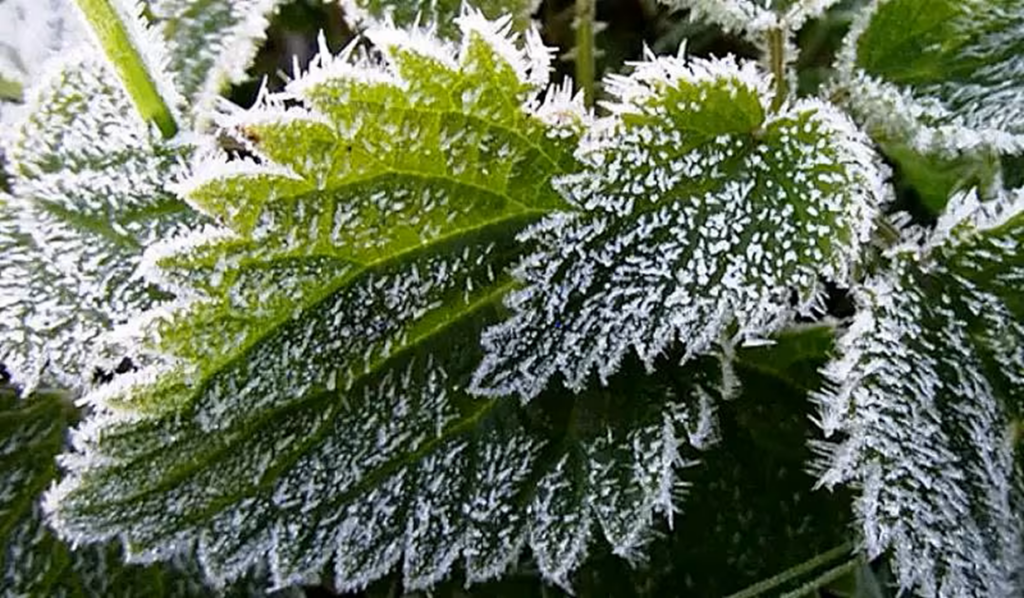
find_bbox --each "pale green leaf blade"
[836,0,1024,155]
[814,190,1024,597]
[0,53,200,394]
[471,52,886,401]
[147,0,285,122]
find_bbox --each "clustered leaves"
[1,0,1023,597]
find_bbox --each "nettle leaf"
[41,15,718,593]
[147,0,286,122]
[815,189,1024,597]
[338,0,537,39]
[0,53,199,393]
[660,0,843,35]
[472,51,886,401]
[836,0,1024,155]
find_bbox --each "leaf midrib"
[84,212,540,512]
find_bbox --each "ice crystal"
[43,14,714,592]
[0,0,80,84]
[0,53,199,394]
[814,189,1024,597]
[147,0,286,123]
[661,0,842,36]
[835,0,1024,155]
[472,50,886,401]
[338,0,538,39]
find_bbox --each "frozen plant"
[0,0,1022,596]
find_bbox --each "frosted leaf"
[0,53,200,394]
[0,386,293,597]
[835,0,1024,156]
[614,324,855,596]
[814,189,1024,597]
[660,0,843,35]
[472,51,886,402]
[338,0,538,39]
[147,0,286,123]
[42,14,666,593]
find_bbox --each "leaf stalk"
[574,0,596,107]
[72,0,179,137]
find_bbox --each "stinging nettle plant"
[0,0,1021,596]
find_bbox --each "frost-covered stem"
[767,27,788,112]
[72,0,178,137]
[778,557,862,598]
[724,543,853,598]
[574,0,596,106]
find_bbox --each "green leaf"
[147,0,286,123]
[0,54,200,394]
[814,189,1024,597]
[339,0,536,39]
[44,15,718,593]
[836,0,1024,155]
[471,50,886,401]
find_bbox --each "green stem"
[767,27,788,112]
[779,557,863,598]
[73,0,178,137]
[724,543,853,598]
[574,0,596,107]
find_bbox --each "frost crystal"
[337,0,539,39]
[814,189,1024,597]
[472,51,886,401]
[147,0,285,124]
[43,15,720,592]
[835,0,1024,155]
[0,54,199,394]
[661,0,842,36]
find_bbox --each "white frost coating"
[662,0,841,35]
[0,0,82,100]
[148,0,284,125]
[455,9,550,88]
[834,0,1024,156]
[366,16,460,71]
[0,52,199,395]
[813,188,1024,597]
[471,51,886,401]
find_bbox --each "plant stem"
[574,0,596,107]
[724,543,853,598]
[73,0,178,137]
[767,27,788,112]
[779,557,863,598]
